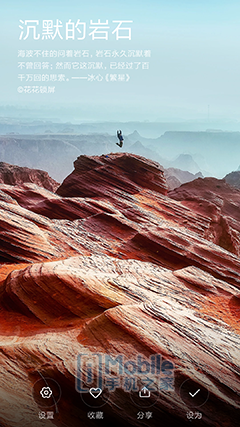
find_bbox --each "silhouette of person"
[116,130,124,148]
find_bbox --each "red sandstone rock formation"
[169,177,240,256]
[165,167,203,191]
[56,153,168,198]
[0,162,59,192]
[0,153,239,427]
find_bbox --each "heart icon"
[89,388,102,399]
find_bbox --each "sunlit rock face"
[169,177,240,256]
[56,153,168,198]
[0,162,59,192]
[0,154,239,427]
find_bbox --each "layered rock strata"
[0,153,239,427]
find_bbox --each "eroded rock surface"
[56,153,168,198]
[0,162,59,192]
[0,153,239,427]
[169,177,240,256]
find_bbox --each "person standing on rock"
[116,130,124,148]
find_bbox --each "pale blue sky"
[1,1,240,121]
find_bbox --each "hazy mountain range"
[0,127,239,182]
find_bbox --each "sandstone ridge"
[0,153,239,427]
[56,152,168,198]
[0,161,59,192]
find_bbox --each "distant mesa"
[128,143,205,191]
[0,162,59,192]
[165,167,203,191]
[129,140,166,168]
[130,139,159,155]
[165,174,182,191]
[130,140,144,149]
[127,130,142,141]
[57,127,75,133]
[171,154,201,175]
[224,170,240,189]
[157,130,240,178]
[205,128,223,132]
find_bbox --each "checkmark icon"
[189,388,200,398]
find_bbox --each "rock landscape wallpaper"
[0,1,240,427]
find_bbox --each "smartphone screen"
[0,1,240,426]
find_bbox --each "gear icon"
[40,386,53,399]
